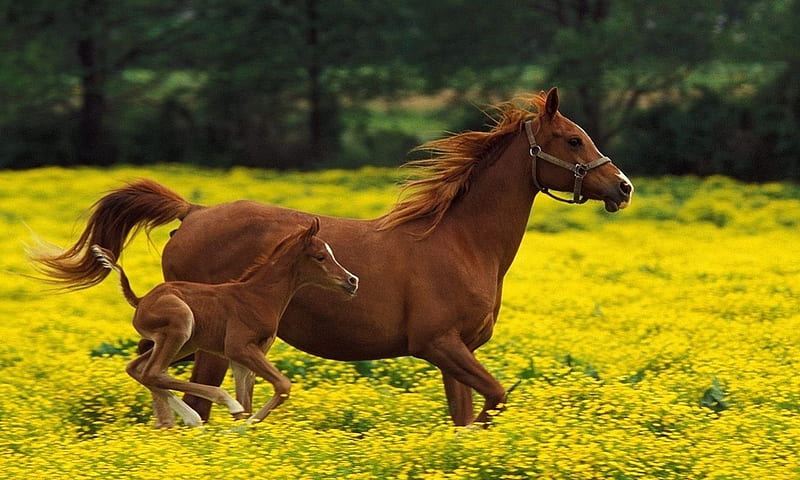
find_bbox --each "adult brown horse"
[32,88,633,426]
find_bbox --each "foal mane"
[235,229,303,283]
[377,92,548,237]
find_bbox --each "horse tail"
[28,179,197,291]
[90,245,140,308]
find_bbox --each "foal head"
[529,88,633,212]
[268,217,359,296]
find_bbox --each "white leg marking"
[166,393,203,427]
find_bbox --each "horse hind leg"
[126,349,178,428]
[133,297,244,425]
[137,335,245,425]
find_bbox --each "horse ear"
[303,217,320,245]
[545,87,559,118]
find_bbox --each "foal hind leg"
[139,336,245,424]
[420,334,505,426]
[140,338,221,423]
[134,297,245,424]
[126,349,185,427]
[227,342,291,423]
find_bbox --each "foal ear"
[302,217,320,245]
[545,87,559,118]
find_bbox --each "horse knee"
[275,378,291,399]
[126,359,144,381]
[139,371,170,390]
[484,386,506,409]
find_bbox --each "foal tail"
[90,245,140,308]
[28,179,197,291]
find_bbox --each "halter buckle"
[573,163,588,178]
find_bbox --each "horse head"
[293,217,359,296]
[528,87,633,212]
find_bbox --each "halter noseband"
[523,119,611,204]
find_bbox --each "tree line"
[2,0,799,181]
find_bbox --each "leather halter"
[524,119,611,204]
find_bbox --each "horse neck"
[236,257,301,310]
[440,131,535,274]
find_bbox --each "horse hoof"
[153,420,176,429]
[232,411,251,421]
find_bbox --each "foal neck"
[236,253,302,298]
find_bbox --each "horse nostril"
[619,181,632,196]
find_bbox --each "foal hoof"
[232,411,251,421]
[153,419,177,429]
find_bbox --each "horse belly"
[277,288,409,361]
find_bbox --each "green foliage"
[700,377,730,413]
[2,1,800,179]
[89,339,139,358]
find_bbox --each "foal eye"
[315,256,326,262]
[568,137,582,148]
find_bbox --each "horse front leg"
[442,374,475,426]
[420,334,505,426]
[230,361,255,420]
[227,342,291,424]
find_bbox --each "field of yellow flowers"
[1,166,799,479]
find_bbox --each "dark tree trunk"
[306,0,322,168]
[76,0,111,166]
[77,38,108,165]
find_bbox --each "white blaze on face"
[324,242,358,284]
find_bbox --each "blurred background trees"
[1,0,798,180]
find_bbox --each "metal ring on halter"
[573,163,588,178]
[529,145,541,157]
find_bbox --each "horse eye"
[315,255,326,262]
[568,137,582,148]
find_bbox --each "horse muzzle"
[602,177,634,213]
[342,274,359,296]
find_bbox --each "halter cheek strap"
[523,119,611,204]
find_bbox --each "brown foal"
[92,218,358,427]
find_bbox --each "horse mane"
[377,91,548,237]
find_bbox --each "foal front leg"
[231,362,255,420]
[228,342,291,424]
